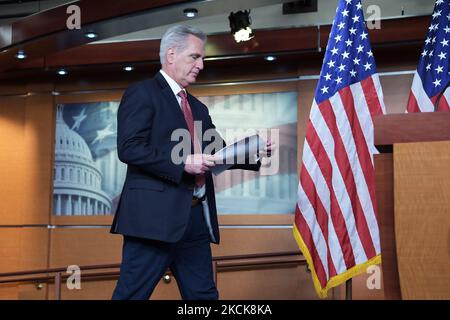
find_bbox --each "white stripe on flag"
[410,71,435,112]
[297,181,329,277]
[329,93,381,255]
[350,81,378,159]
[302,140,347,274]
[371,74,387,114]
[309,99,368,264]
[444,88,449,105]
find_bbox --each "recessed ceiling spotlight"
[16,50,27,59]
[123,66,134,72]
[183,8,198,18]
[57,69,68,76]
[84,32,98,39]
[264,55,277,62]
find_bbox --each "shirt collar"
[159,70,185,97]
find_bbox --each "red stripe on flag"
[360,77,384,116]
[431,92,450,112]
[406,91,421,113]
[339,86,379,222]
[319,98,377,259]
[305,119,356,269]
[294,206,328,288]
[299,165,338,277]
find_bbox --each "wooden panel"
[19,228,50,271]
[213,228,299,256]
[206,27,318,57]
[368,16,430,44]
[0,284,18,299]
[0,91,54,225]
[0,229,21,298]
[0,228,49,299]
[23,229,49,272]
[394,141,450,299]
[54,214,297,227]
[48,228,181,299]
[218,265,319,300]
[18,283,47,300]
[219,214,293,226]
[374,112,450,146]
[0,83,27,96]
[47,227,307,299]
[374,153,401,299]
[0,229,21,273]
[0,97,26,225]
[49,228,300,267]
[48,278,181,300]
[22,93,54,225]
[46,41,161,67]
[49,228,122,267]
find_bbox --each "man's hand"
[184,154,216,175]
[259,138,276,158]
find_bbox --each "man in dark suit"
[111,25,272,300]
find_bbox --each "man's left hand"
[260,138,276,158]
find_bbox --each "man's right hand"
[184,154,216,175]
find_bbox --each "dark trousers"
[112,204,218,300]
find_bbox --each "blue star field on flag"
[416,0,450,98]
[315,0,377,103]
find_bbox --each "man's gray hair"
[159,25,207,65]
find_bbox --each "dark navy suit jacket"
[111,72,260,244]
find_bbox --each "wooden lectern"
[373,112,450,300]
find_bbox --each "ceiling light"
[228,10,254,43]
[84,32,98,39]
[57,69,68,76]
[123,66,134,72]
[264,55,277,62]
[183,8,198,18]
[16,50,27,59]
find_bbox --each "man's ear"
[166,48,176,64]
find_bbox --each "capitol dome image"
[53,105,112,216]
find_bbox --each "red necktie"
[178,90,205,187]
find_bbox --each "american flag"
[407,0,450,112]
[293,0,385,298]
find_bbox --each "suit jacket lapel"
[154,72,189,132]
[187,92,208,152]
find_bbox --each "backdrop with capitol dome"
[53,91,298,217]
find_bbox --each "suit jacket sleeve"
[117,84,185,184]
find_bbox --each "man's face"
[169,35,205,88]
